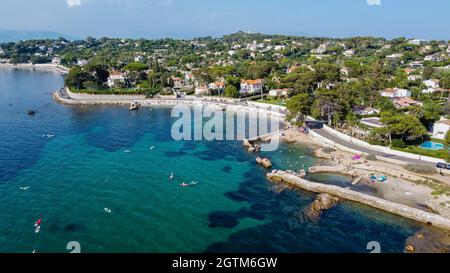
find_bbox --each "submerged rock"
[404,229,450,253]
[243,139,253,149]
[256,157,272,169]
[305,193,340,221]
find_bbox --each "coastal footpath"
[53,88,288,120]
[0,63,69,74]
[267,170,450,230]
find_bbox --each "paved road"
[309,123,434,165]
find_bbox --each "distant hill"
[0,29,76,43]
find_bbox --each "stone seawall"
[267,170,450,230]
[66,88,147,101]
[0,63,69,74]
[53,91,286,121]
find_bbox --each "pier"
[267,170,450,230]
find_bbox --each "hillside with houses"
[1,32,450,159]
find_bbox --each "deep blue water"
[0,68,422,253]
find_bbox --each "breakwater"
[267,170,450,230]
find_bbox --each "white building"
[134,55,145,62]
[381,88,411,98]
[311,43,327,54]
[408,75,422,81]
[107,72,127,88]
[409,39,427,45]
[424,54,443,62]
[422,79,440,94]
[386,53,403,59]
[409,61,424,68]
[240,79,263,94]
[423,79,440,89]
[274,45,287,51]
[268,89,290,98]
[77,59,89,66]
[432,120,450,140]
[52,57,61,65]
[195,86,209,95]
[208,81,225,92]
[353,106,380,116]
[343,49,355,57]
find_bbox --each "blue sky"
[1,0,449,40]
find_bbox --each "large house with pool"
[432,119,450,140]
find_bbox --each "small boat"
[19,186,30,191]
[129,102,140,111]
[35,226,41,234]
[104,208,112,213]
[34,219,42,227]
[27,110,36,115]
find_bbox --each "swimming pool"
[420,141,446,150]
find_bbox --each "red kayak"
[34,219,42,227]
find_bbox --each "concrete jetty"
[267,170,450,230]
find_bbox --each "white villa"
[422,79,440,94]
[381,88,411,98]
[343,49,355,57]
[386,53,403,59]
[268,88,291,98]
[423,79,440,89]
[171,77,185,88]
[432,120,450,140]
[208,81,225,92]
[77,59,89,66]
[311,43,327,54]
[424,54,443,62]
[195,85,209,95]
[107,71,127,88]
[52,57,61,65]
[409,61,424,68]
[240,79,263,94]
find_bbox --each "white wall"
[67,88,146,101]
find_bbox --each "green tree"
[224,85,239,98]
[422,65,435,79]
[285,93,311,124]
[124,62,149,72]
[64,67,93,89]
[380,113,427,143]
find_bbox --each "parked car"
[436,162,450,170]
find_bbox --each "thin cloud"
[67,0,82,7]
[66,0,174,7]
[367,0,382,6]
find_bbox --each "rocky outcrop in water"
[404,229,450,253]
[243,139,261,153]
[256,157,272,169]
[305,193,340,221]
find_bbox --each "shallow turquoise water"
[0,68,423,253]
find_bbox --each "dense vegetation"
[1,32,450,156]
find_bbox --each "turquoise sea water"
[0,68,423,253]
